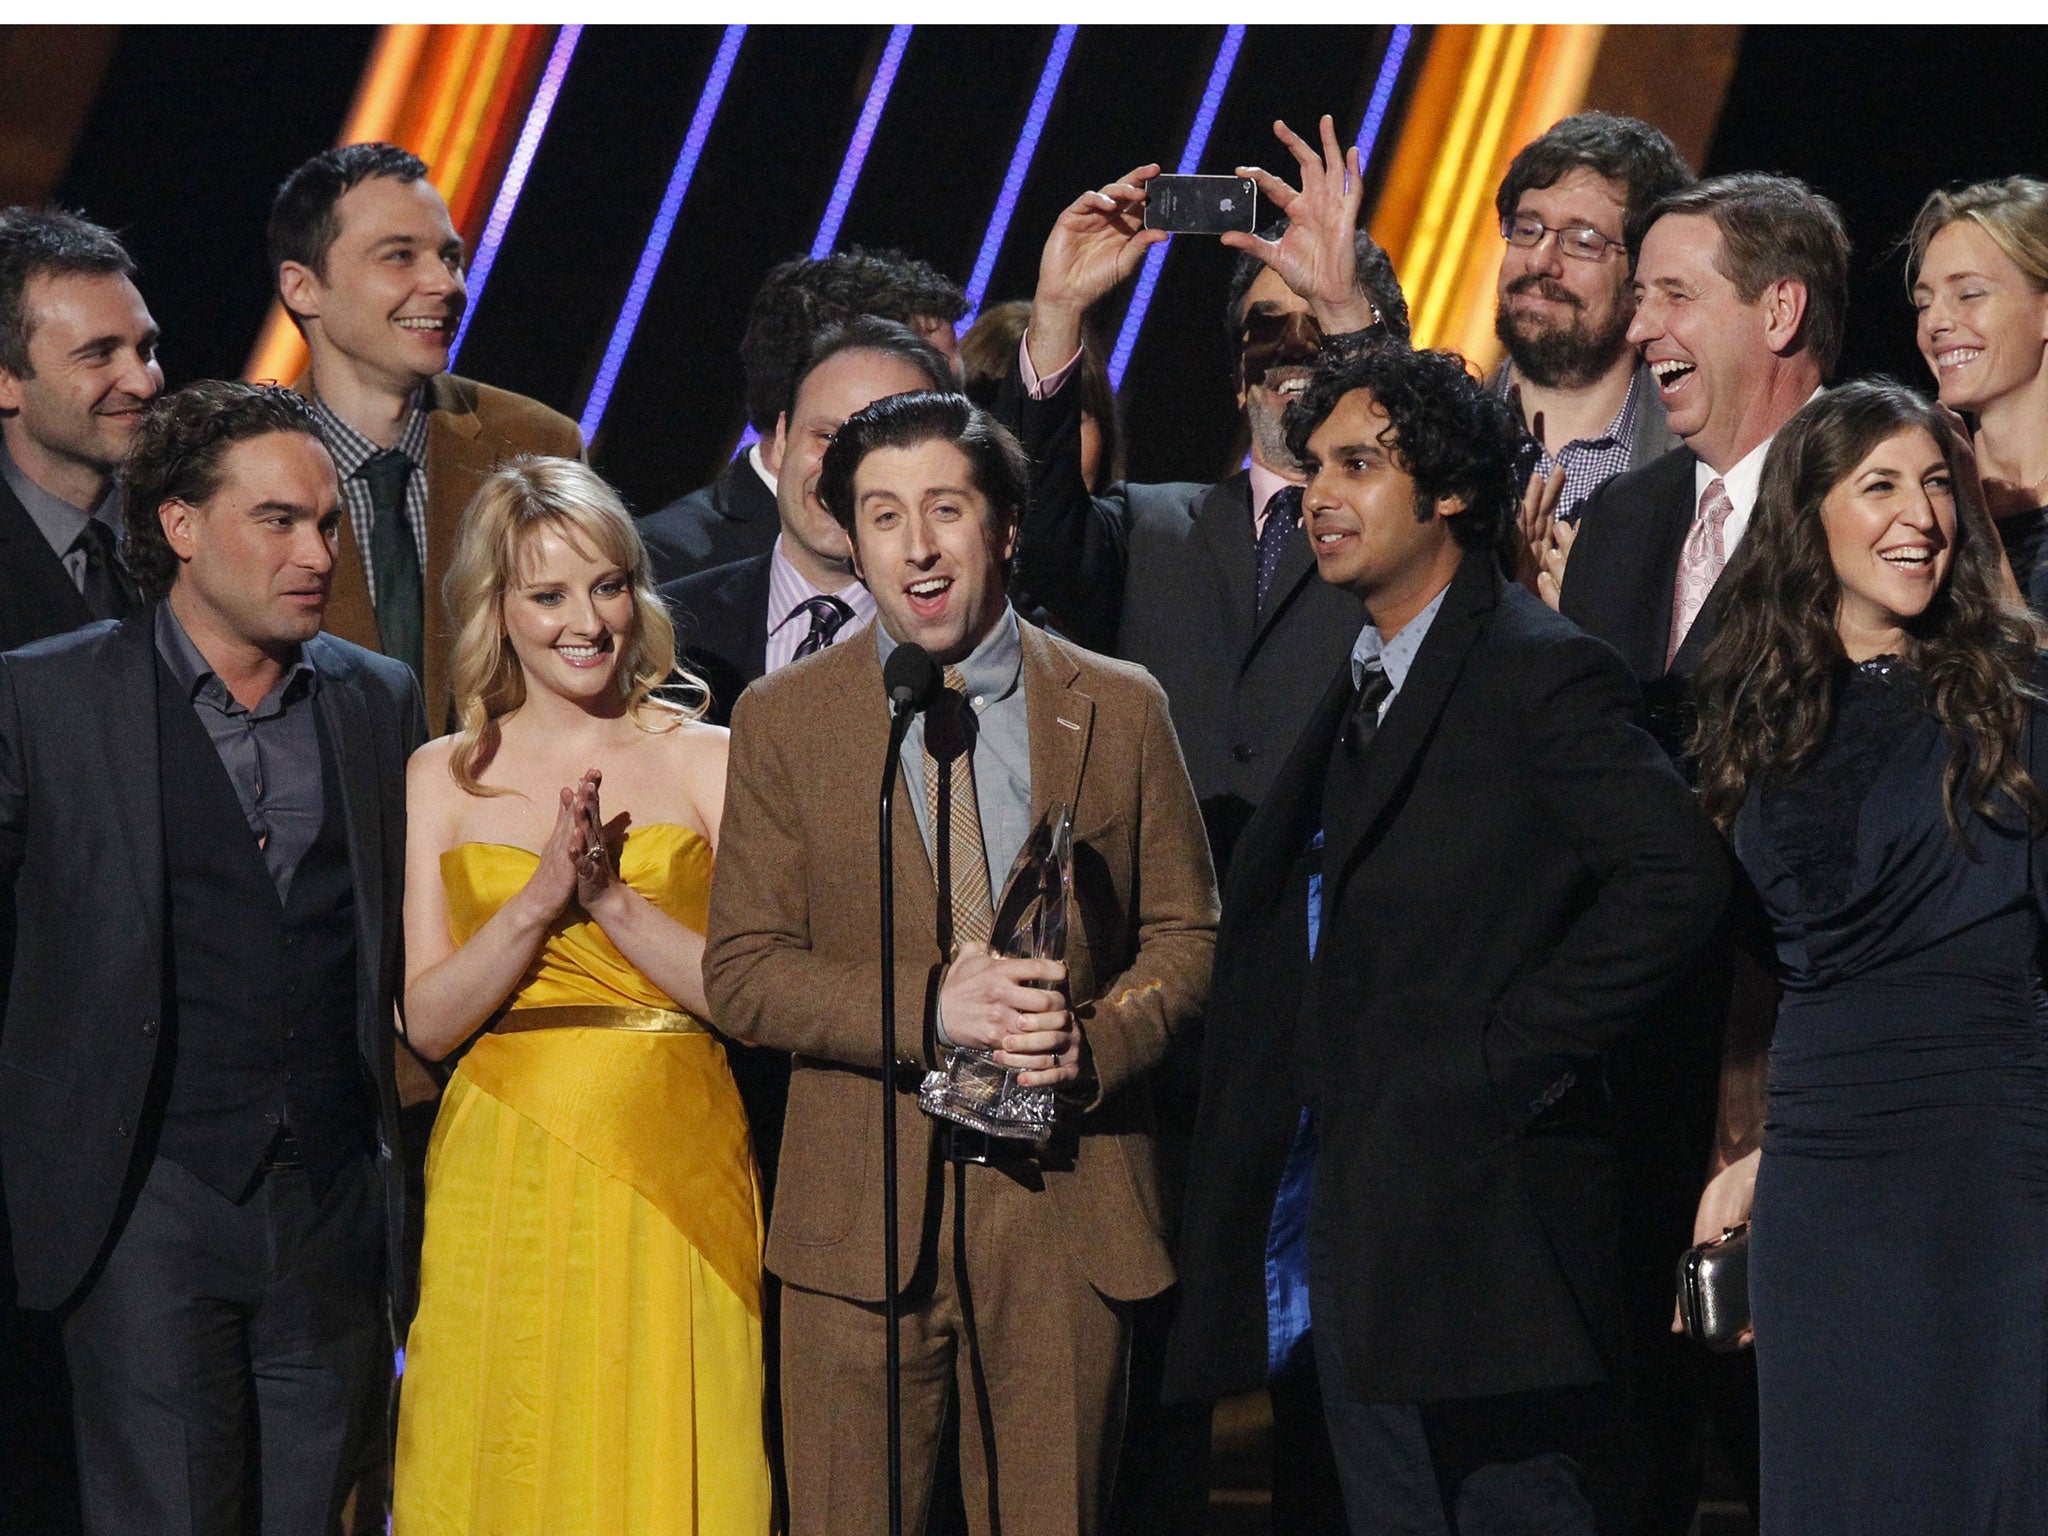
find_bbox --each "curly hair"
[1282,339,1520,554]
[816,390,1028,539]
[739,246,966,432]
[120,381,326,600]
[1494,112,1694,255]
[442,456,705,796]
[1691,380,2044,837]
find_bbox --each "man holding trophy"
[706,388,1218,1536]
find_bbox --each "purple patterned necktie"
[1255,484,1305,613]
[1667,477,1734,668]
[790,594,855,659]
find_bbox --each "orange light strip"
[244,24,554,385]
[1370,23,1606,364]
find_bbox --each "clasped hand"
[519,767,622,924]
[939,944,1084,1091]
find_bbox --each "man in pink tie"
[1549,171,1849,1536]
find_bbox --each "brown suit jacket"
[317,372,584,728]
[706,619,1218,1305]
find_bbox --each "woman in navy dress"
[1690,380,2048,1533]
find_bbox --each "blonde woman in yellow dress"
[392,457,770,1536]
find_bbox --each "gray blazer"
[0,613,425,1312]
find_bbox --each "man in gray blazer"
[0,380,424,1535]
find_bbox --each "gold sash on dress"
[492,1004,709,1036]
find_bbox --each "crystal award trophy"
[917,805,1073,1148]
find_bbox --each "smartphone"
[1143,174,1258,235]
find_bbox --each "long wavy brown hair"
[442,456,706,796]
[1692,381,2044,837]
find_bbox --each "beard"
[1244,386,1295,472]
[1494,277,1632,390]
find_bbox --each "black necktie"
[361,449,424,679]
[69,517,132,622]
[790,594,856,658]
[1255,484,1305,613]
[1340,665,1395,756]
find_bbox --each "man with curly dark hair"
[1167,341,1732,1533]
[0,379,425,1533]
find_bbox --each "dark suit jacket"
[0,475,136,654]
[315,371,584,731]
[658,552,771,728]
[1014,364,1364,871]
[705,621,1217,1305]
[1166,550,1731,1405]
[0,614,426,1314]
[640,449,781,587]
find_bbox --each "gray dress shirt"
[877,603,1034,907]
[1,439,123,592]
[155,603,324,903]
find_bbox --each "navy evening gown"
[1733,657,2048,1534]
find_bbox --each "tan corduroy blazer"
[706,619,1219,1305]
[318,372,584,729]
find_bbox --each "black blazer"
[639,449,780,587]
[1165,550,1732,1404]
[0,614,425,1313]
[658,552,772,729]
[1013,363,1364,870]
[1560,444,1729,689]
[0,475,128,654]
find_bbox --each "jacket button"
[1231,743,1254,763]
[141,1017,157,1037]
[115,1117,130,1139]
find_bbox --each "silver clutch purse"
[1677,1222,1751,1352]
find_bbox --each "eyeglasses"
[1501,215,1624,263]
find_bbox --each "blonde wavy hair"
[442,455,705,795]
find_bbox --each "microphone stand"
[878,697,918,1536]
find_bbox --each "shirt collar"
[0,436,120,555]
[1349,582,1450,693]
[1695,385,1825,529]
[155,600,317,716]
[308,387,430,479]
[875,601,1024,709]
[766,535,876,635]
[1247,459,1299,528]
[1500,358,1639,451]
[746,440,778,494]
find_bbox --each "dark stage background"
[47,24,2048,520]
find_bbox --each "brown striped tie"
[923,666,994,953]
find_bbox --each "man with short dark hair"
[639,246,967,583]
[0,207,161,652]
[1168,340,1730,1533]
[269,141,583,727]
[0,380,423,1535]
[1551,170,1848,1534]
[1489,112,1691,535]
[707,388,1216,1536]
[658,316,953,727]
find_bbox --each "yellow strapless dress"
[393,825,771,1536]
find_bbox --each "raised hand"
[1030,165,1168,376]
[572,768,616,912]
[1226,115,1379,336]
[1514,465,1567,596]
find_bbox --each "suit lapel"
[94,616,166,926]
[1643,451,1702,677]
[1192,474,1257,651]
[740,554,772,683]
[1001,625,1092,914]
[423,376,495,725]
[309,638,385,960]
[1248,516,1317,658]
[1323,551,1496,897]
[0,479,93,635]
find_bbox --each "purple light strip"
[1107,24,1246,391]
[959,24,1077,328]
[448,24,582,366]
[580,24,748,441]
[1354,24,1414,173]
[809,24,914,260]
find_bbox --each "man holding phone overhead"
[1010,115,1408,1533]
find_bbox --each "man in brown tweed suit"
[706,389,1217,1536]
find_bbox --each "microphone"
[884,642,939,717]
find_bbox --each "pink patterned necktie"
[1667,477,1735,667]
